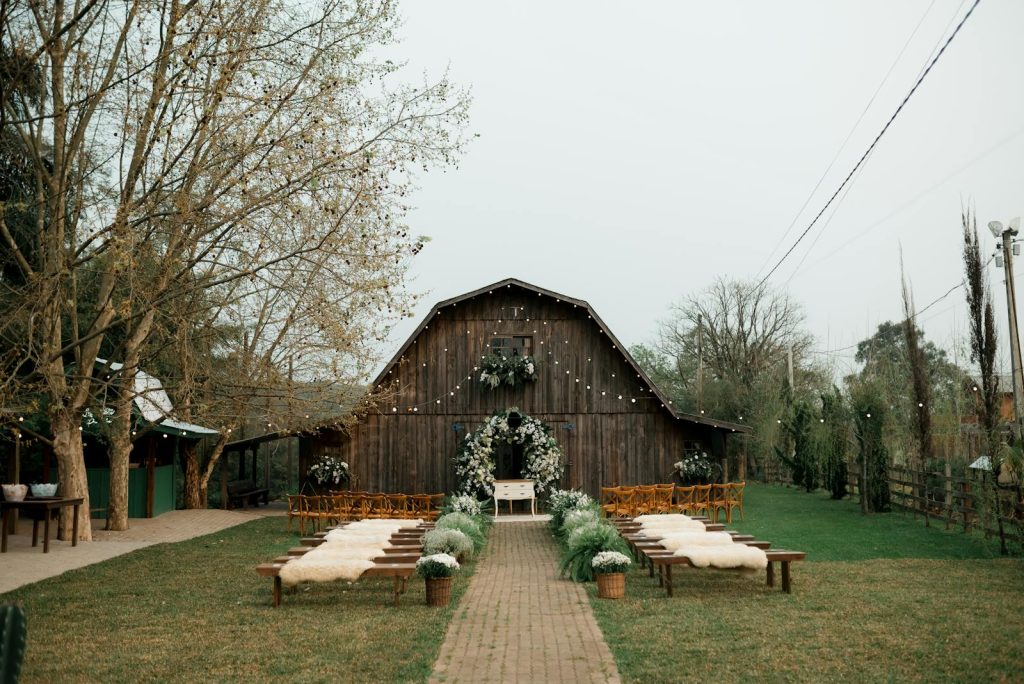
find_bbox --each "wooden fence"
[758,455,1024,547]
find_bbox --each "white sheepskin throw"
[349,518,423,528]
[640,519,706,534]
[657,532,735,550]
[673,544,767,570]
[635,514,692,522]
[323,529,395,545]
[315,542,389,559]
[279,550,376,586]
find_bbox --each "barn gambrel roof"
[373,277,749,434]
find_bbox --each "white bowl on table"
[31,483,59,497]
[2,484,28,502]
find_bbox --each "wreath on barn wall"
[454,408,563,497]
[478,354,538,389]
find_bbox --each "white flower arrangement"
[307,455,349,486]
[447,494,483,517]
[422,529,474,559]
[454,408,564,497]
[673,451,712,480]
[479,354,538,389]
[591,551,632,574]
[416,552,461,579]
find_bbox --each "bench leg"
[32,519,39,547]
[766,561,775,588]
[393,576,408,607]
[273,576,282,607]
[781,561,792,594]
[665,564,674,598]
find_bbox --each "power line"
[756,0,983,290]
[755,0,938,278]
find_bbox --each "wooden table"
[1,497,84,553]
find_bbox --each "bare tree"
[1,0,468,537]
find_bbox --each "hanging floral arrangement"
[308,455,350,486]
[479,354,537,389]
[454,408,563,497]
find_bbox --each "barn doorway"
[494,443,526,480]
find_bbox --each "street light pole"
[990,217,1024,440]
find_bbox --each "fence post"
[961,480,970,533]
[921,466,930,528]
[944,462,953,530]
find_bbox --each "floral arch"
[454,408,563,498]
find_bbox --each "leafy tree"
[817,388,849,500]
[851,381,890,513]
[775,398,818,492]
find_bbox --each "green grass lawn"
[1,518,480,683]
[587,484,1024,683]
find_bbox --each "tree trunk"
[51,411,93,541]
[182,442,203,509]
[106,422,132,531]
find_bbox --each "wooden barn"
[300,278,747,498]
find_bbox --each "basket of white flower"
[592,551,632,599]
[416,553,460,606]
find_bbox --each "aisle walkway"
[430,522,620,683]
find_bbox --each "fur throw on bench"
[635,514,694,522]
[673,543,767,570]
[639,518,706,533]
[657,531,735,550]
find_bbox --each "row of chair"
[286,492,445,535]
[600,483,745,523]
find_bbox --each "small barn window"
[490,336,533,358]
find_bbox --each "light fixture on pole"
[989,216,1024,440]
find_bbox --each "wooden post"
[238,446,246,479]
[944,462,953,530]
[146,438,156,518]
[262,445,270,491]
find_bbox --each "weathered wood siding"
[306,286,729,496]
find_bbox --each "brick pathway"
[430,522,620,683]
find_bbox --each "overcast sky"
[383,0,1024,379]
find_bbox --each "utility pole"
[991,217,1024,440]
[787,344,794,392]
[696,314,704,413]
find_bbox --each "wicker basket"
[425,576,454,607]
[596,572,625,599]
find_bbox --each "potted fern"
[416,553,460,607]
[592,551,632,599]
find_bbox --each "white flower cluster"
[308,455,349,486]
[548,489,594,514]
[416,552,461,578]
[673,451,712,478]
[454,410,564,497]
[591,551,632,573]
[447,494,483,516]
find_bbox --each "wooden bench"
[227,479,269,509]
[255,558,417,607]
[651,549,807,596]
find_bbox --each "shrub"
[416,553,460,579]
[559,521,630,583]
[436,512,486,551]
[561,507,601,539]
[422,528,475,560]
[547,489,595,532]
[445,494,483,517]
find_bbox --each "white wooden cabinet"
[493,479,536,517]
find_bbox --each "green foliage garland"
[479,354,537,389]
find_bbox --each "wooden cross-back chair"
[722,481,745,523]
[633,485,658,517]
[600,487,617,518]
[691,484,712,518]
[612,486,636,518]
[653,484,675,514]
[673,486,696,515]
[286,495,302,533]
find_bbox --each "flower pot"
[596,572,625,599]
[424,576,454,607]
